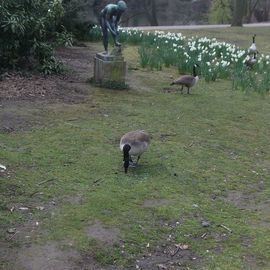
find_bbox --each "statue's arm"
[105,12,117,35]
[114,14,121,33]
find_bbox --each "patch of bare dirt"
[0,241,128,270]
[136,243,200,270]
[162,87,178,94]
[0,44,99,134]
[78,254,127,270]
[224,187,270,229]
[86,220,121,245]
[0,45,96,104]
[223,190,256,210]
[224,190,270,213]
[242,254,262,270]
[260,159,270,175]
[0,241,122,270]
[0,110,34,133]
[56,46,95,80]
[63,194,84,205]
[14,242,80,270]
[143,199,174,208]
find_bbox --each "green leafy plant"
[39,56,65,75]
[55,28,74,47]
[0,0,68,73]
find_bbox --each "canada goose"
[120,130,150,173]
[170,64,199,94]
[245,53,257,68]
[248,34,258,55]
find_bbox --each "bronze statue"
[99,1,127,54]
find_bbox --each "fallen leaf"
[175,243,189,250]
[18,207,29,211]
[0,164,6,171]
[7,228,16,234]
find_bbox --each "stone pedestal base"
[94,52,127,87]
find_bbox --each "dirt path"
[130,22,270,31]
[0,45,98,135]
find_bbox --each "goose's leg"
[136,155,141,165]
[129,156,137,167]
[180,86,184,94]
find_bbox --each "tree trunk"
[245,0,260,23]
[143,0,158,26]
[231,0,246,26]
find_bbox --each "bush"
[0,0,69,73]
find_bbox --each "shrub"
[0,0,69,73]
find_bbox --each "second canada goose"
[120,130,150,173]
[248,34,258,55]
[170,64,199,94]
[245,53,257,68]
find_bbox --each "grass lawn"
[1,27,270,269]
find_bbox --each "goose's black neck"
[123,144,131,173]
[253,35,256,43]
[123,144,131,158]
[193,65,197,77]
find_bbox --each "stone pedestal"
[94,51,127,87]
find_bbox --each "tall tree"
[209,0,233,24]
[254,0,270,22]
[142,0,158,26]
[245,0,260,22]
[231,0,247,26]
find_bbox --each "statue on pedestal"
[99,1,127,54]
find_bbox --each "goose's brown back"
[172,75,195,86]
[120,130,150,156]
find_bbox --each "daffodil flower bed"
[90,26,270,94]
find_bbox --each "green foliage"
[99,80,129,90]
[138,44,163,70]
[55,28,74,47]
[0,0,70,73]
[209,0,233,24]
[89,25,103,42]
[232,63,270,94]
[61,0,96,40]
[39,56,65,75]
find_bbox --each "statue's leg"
[103,29,109,52]
[100,17,108,52]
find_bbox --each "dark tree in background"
[209,0,233,24]
[253,0,270,21]
[142,0,158,26]
[231,0,246,26]
[245,0,260,22]
[63,0,269,31]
